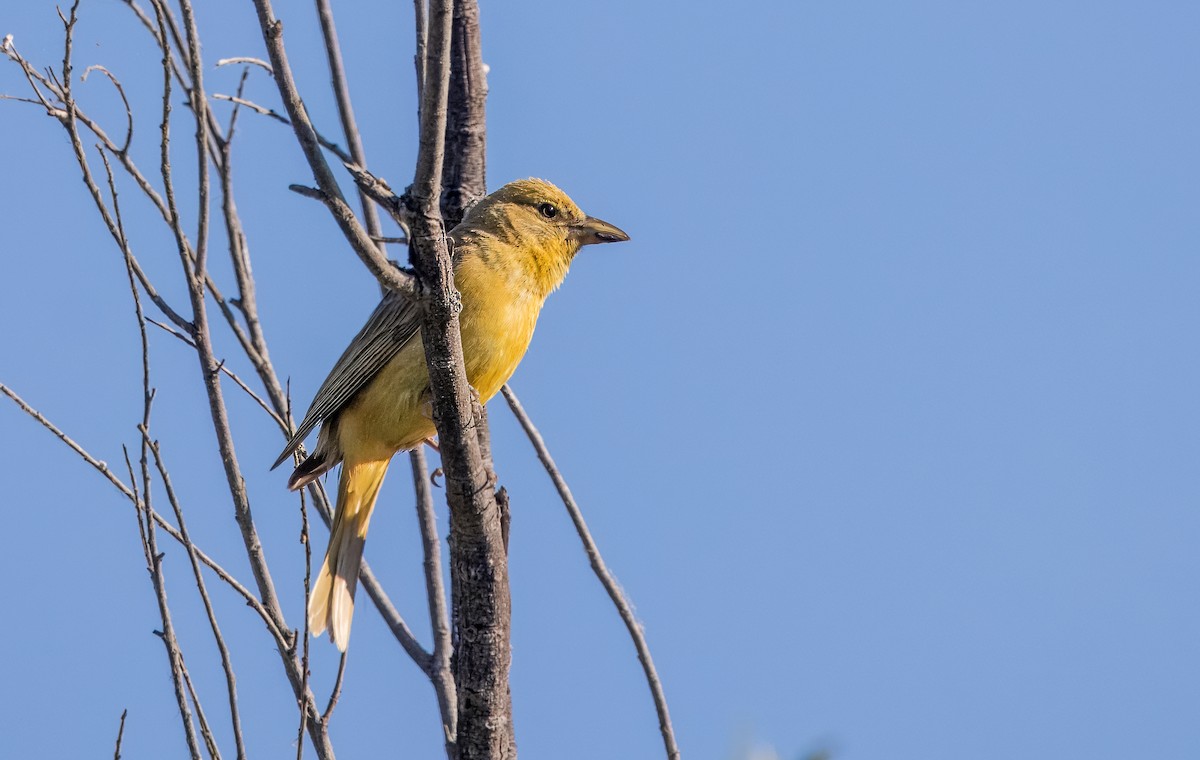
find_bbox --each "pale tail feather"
[308,458,390,651]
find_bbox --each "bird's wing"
[272,289,422,470]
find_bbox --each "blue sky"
[2,1,1198,758]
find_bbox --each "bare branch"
[248,0,417,297]
[95,18,209,736]
[216,56,273,73]
[144,2,338,754]
[112,709,128,760]
[0,93,50,106]
[81,65,133,153]
[172,0,211,280]
[224,68,249,148]
[314,0,388,262]
[296,484,313,760]
[148,434,249,760]
[211,92,284,119]
[321,651,350,724]
[288,183,326,201]
[440,0,487,226]
[407,0,514,755]
[142,552,204,760]
[0,382,290,647]
[178,662,223,760]
[2,29,194,333]
[211,93,355,164]
[502,385,680,760]
[413,0,427,109]
[344,161,412,231]
[410,448,457,755]
[0,383,132,499]
[134,438,204,760]
[1,37,55,110]
[146,317,288,434]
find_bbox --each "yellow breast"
[338,246,546,459]
[457,252,541,401]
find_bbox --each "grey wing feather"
[272,290,422,470]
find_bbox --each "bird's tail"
[309,457,390,651]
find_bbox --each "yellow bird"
[274,178,629,650]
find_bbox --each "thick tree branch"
[308,6,458,744]
[406,0,513,756]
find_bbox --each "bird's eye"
[537,202,558,219]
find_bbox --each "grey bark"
[439,0,487,227]
[408,0,514,756]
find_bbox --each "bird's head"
[455,178,629,295]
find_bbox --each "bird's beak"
[572,216,631,247]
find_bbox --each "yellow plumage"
[275,178,629,650]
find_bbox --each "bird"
[273,178,629,650]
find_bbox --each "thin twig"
[0,383,129,496]
[124,446,153,568]
[0,382,290,647]
[148,435,248,760]
[170,0,212,282]
[147,2,337,754]
[216,56,273,73]
[249,0,417,297]
[110,132,247,758]
[4,30,193,333]
[225,67,249,146]
[343,162,412,231]
[296,484,312,760]
[6,39,269,351]
[321,651,349,724]
[179,662,223,760]
[314,0,390,259]
[92,8,207,734]
[112,709,128,760]
[411,447,457,755]
[210,94,355,164]
[81,65,133,153]
[502,385,680,760]
[146,317,288,433]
